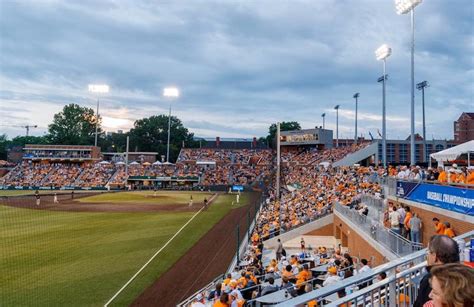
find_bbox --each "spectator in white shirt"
[323,266,342,287]
[358,259,372,274]
[389,206,401,235]
[190,293,206,307]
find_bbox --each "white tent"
[115,161,125,165]
[318,161,331,168]
[430,140,474,167]
[99,160,110,165]
[152,161,162,166]
[129,161,140,165]
[196,161,216,166]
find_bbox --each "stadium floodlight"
[417,80,429,163]
[375,44,392,61]
[321,113,326,130]
[395,0,422,15]
[88,84,110,147]
[163,87,179,98]
[353,93,359,144]
[88,84,110,93]
[394,0,423,166]
[334,105,340,148]
[376,45,391,168]
[163,87,180,163]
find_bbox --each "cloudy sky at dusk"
[1,0,472,140]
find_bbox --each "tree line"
[1,103,302,161]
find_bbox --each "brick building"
[454,112,474,143]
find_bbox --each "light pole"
[395,0,422,165]
[163,87,179,163]
[321,113,326,129]
[22,125,38,137]
[334,105,340,148]
[376,44,392,168]
[353,93,359,144]
[88,84,110,147]
[417,80,429,162]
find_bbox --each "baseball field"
[0,190,254,306]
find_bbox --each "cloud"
[0,0,472,141]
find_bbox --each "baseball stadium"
[1,1,474,307]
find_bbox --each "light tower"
[353,93,359,144]
[375,44,392,167]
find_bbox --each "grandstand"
[176,140,474,306]
[1,140,473,306]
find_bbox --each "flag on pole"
[377,129,382,138]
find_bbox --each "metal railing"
[275,230,474,307]
[384,176,398,196]
[264,208,333,240]
[360,194,386,213]
[245,264,359,306]
[334,202,423,256]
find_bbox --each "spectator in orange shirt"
[213,293,229,307]
[443,222,455,238]
[403,207,412,240]
[437,167,447,183]
[237,271,247,288]
[455,169,466,184]
[448,169,457,183]
[282,264,295,281]
[433,218,446,235]
[222,273,232,288]
[466,167,474,184]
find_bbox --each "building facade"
[454,112,474,143]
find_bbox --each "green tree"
[0,134,9,160]
[129,115,197,162]
[266,121,301,148]
[48,104,101,145]
[10,135,49,146]
[100,132,128,152]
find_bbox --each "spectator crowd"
[390,164,474,185]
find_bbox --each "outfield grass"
[77,191,213,205]
[0,192,252,307]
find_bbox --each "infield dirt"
[1,192,216,213]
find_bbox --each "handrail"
[263,209,332,240]
[326,261,426,307]
[334,202,423,256]
[176,273,224,307]
[275,230,474,306]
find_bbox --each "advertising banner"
[397,181,473,216]
[232,185,244,192]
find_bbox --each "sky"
[0,0,473,140]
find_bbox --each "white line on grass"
[104,205,206,307]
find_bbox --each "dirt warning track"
[131,192,259,307]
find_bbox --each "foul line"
[104,205,206,306]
